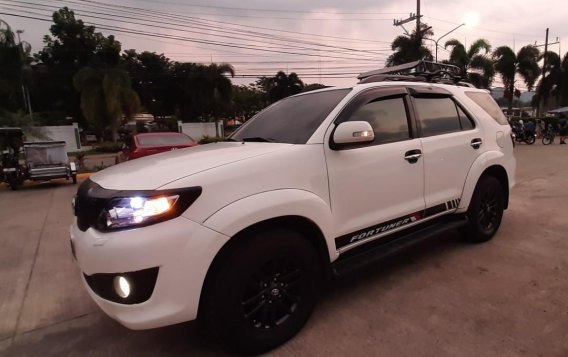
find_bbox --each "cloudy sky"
[1,0,566,89]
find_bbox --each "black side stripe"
[424,202,447,217]
[445,199,461,210]
[335,202,448,249]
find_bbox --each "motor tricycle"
[1,128,77,190]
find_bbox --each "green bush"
[92,142,123,153]
[199,135,224,144]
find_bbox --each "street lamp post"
[430,23,466,62]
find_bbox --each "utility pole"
[542,28,549,117]
[16,29,34,126]
[393,0,421,36]
[534,29,560,116]
[393,13,418,36]
[416,0,421,36]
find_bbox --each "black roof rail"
[357,60,473,87]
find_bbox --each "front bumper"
[70,216,230,329]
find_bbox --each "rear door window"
[414,97,462,137]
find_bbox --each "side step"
[332,218,468,278]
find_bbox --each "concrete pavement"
[1,143,568,356]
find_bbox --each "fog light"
[114,276,131,298]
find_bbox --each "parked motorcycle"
[542,126,556,145]
[511,123,536,145]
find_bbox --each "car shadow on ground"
[4,231,468,356]
[329,231,462,295]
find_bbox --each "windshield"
[231,89,351,144]
[136,134,195,147]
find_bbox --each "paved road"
[1,143,567,356]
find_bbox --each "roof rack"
[357,60,474,87]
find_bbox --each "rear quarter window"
[465,92,509,125]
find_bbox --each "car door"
[410,91,482,212]
[325,87,426,252]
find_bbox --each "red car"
[116,132,197,163]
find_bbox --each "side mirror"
[332,121,375,147]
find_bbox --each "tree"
[170,62,235,122]
[493,45,541,112]
[73,67,140,141]
[33,7,122,123]
[444,38,494,88]
[231,85,264,121]
[302,83,327,92]
[0,20,31,113]
[121,50,175,118]
[257,71,304,103]
[386,24,433,67]
[535,52,568,112]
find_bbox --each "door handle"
[404,150,422,163]
[471,138,483,149]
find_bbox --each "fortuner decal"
[334,211,425,249]
[349,215,419,243]
[335,202,455,250]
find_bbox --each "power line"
[423,15,535,38]
[63,0,393,45]
[0,11,385,62]
[4,1,390,58]
[112,0,406,15]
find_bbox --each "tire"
[525,135,536,145]
[460,176,504,243]
[200,228,322,355]
[72,174,77,184]
[542,136,553,145]
[7,174,19,190]
[8,179,18,190]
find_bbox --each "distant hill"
[490,87,535,105]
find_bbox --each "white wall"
[178,121,224,140]
[27,123,81,152]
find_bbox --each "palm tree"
[265,71,304,103]
[559,53,568,107]
[493,45,541,112]
[444,39,494,89]
[386,24,434,67]
[73,67,140,141]
[535,52,561,113]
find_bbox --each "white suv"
[71,71,515,354]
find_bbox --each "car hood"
[90,142,293,190]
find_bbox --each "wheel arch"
[481,165,509,209]
[459,151,513,212]
[198,215,331,319]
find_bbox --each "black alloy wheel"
[242,258,302,330]
[460,175,504,243]
[477,187,500,234]
[200,228,322,355]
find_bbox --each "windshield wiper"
[224,138,238,142]
[241,137,275,142]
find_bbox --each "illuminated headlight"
[104,195,179,229]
